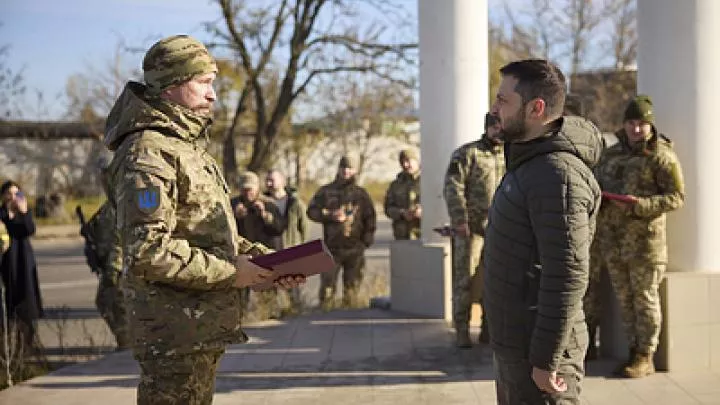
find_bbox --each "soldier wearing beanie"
[590,94,685,378]
[443,112,505,348]
[307,154,376,308]
[103,35,304,403]
[384,148,421,240]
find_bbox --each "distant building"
[570,67,637,132]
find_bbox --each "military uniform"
[593,95,685,377]
[307,156,376,307]
[104,35,272,404]
[84,202,129,349]
[384,150,421,240]
[443,134,504,344]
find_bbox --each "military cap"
[624,95,655,124]
[239,171,260,189]
[143,35,218,96]
[338,154,359,169]
[398,148,419,162]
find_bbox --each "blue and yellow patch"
[136,186,160,215]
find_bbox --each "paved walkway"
[2,308,720,404]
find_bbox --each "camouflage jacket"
[307,177,376,251]
[230,194,285,249]
[594,129,685,263]
[443,135,505,236]
[263,188,309,249]
[104,81,271,356]
[84,202,122,280]
[383,171,421,240]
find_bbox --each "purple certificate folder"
[249,239,336,291]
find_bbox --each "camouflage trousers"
[320,248,365,307]
[136,349,224,405]
[96,272,130,349]
[493,352,584,405]
[452,234,484,327]
[582,242,605,329]
[606,257,666,353]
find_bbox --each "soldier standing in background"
[384,149,421,240]
[103,34,303,404]
[307,155,376,309]
[443,113,505,348]
[231,171,285,318]
[264,169,309,311]
[593,95,685,378]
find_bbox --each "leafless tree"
[606,0,637,69]
[206,0,417,176]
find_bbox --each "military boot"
[612,347,637,376]
[455,324,472,349]
[623,351,655,378]
[319,287,335,311]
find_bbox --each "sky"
[2,0,222,119]
[2,0,602,121]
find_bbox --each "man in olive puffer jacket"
[484,59,603,405]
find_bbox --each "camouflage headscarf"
[142,35,218,96]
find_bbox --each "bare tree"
[0,29,26,119]
[607,0,637,69]
[206,0,417,175]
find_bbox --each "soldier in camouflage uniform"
[103,35,303,405]
[231,171,285,318]
[84,197,130,349]
[593,95,685,378]
[443,113,505,348]
[384,148,421,240]
[307,155,376,308]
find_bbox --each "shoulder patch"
[136,186,161,215]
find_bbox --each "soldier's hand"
[233,255,273,288]
[234,203,248,219]
[413,205,422,218]
[274,275,306,289]
[531,367,567,394]
[253,200,265,213]
[331,208,347,222]
[455,223,470,237]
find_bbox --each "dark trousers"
[493,352,584,405]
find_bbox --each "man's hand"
[454,222,470,238]
[413,205,422,219]
[611,194,638,210]
[531,367,567,394]
[331,208,347,223]
[274,275,306,289]
[253,200,265,213]
[234,203,248,219]
[233,255,273,288]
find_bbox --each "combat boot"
[455,324,472,349]
[623,352,655,378]
[612,347,636,376]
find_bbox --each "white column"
[418,0,488,242]
[637,0,720,273]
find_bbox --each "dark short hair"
[499,59,567,117]
[0,180,19,196]
[484,113,499,131]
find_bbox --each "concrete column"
[418,0,488,242]
[637,0,720,273]
[388,0,488,321]
[623,0,720,372]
